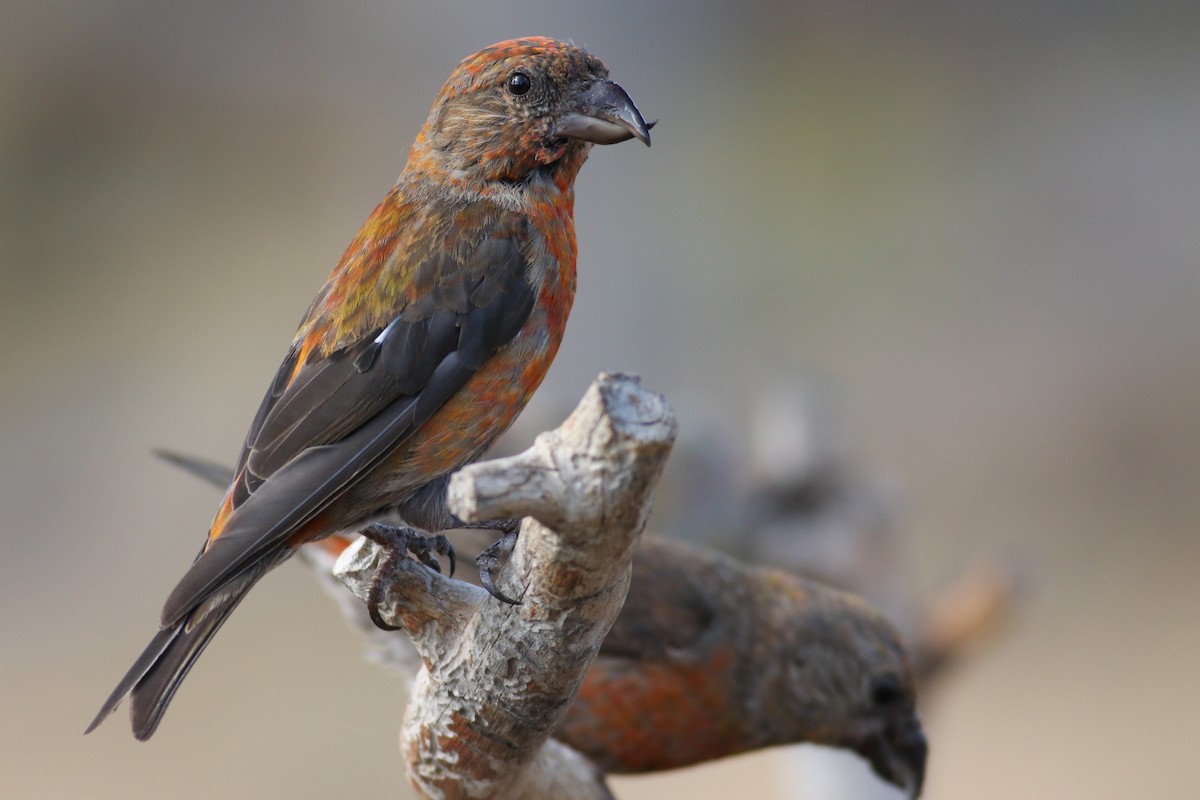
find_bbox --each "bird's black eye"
[870,676,904,708]
[507,71,532,96]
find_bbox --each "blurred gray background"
[3,1,1198,798]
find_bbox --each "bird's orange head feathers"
[407,37,650,187]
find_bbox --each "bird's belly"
[337,321,559,517]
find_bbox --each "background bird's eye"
[870,676,904,708]
[507,71,532,96]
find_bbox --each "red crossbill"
[559,535,926,798]
[86,36,651,741]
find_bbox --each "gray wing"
[160,232,535,627]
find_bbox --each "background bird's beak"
[858,717,928,799]
[556,80,652,146]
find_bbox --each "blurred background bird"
[85,36,651,741]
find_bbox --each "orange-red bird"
[87,36,651,740]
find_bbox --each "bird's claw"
[410,532,456,577]
[358,523,458,630]
[475,530,522,605]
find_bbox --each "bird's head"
[410,37,651,187]
[768,578,929,798]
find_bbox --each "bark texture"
[335,372,676,800]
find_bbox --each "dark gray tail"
[86,569,259,740]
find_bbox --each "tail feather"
[153,448,236,490]
[86,568,263,740]
[85,626,178,735]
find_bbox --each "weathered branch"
[334,372,676,800]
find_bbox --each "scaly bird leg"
[358,523,456,630]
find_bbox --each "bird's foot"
[475,530,522,605]
[358,523,456,630]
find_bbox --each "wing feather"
[161,226,535,626]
